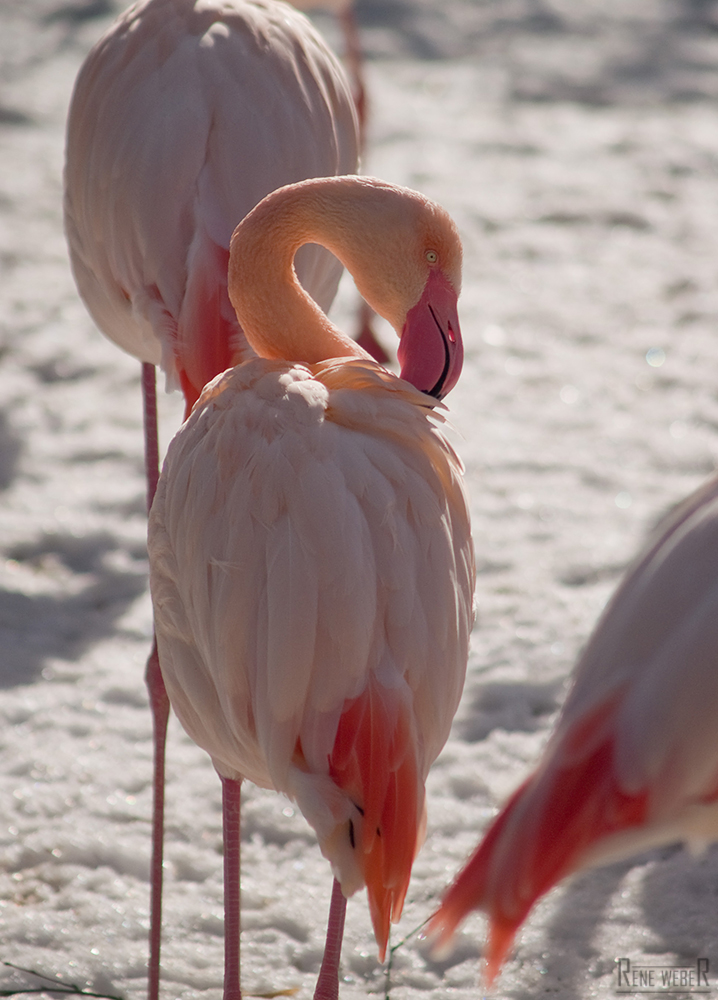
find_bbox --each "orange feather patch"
[432,694,650,983]
[329,679,422,959]
[177,243,234,417]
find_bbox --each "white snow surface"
[1,1,718,998]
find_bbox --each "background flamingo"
[63,1,359,995]
[148,174,475,1000]
[428,473,718,985]
[64,0,361,414]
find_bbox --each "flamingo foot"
[313,879,347,1000]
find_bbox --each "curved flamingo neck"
[228,182,372,366]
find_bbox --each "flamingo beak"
[397,268,463,400]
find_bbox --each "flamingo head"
[397,263,463,400]
[336,178,464,399]
[228,175,464,397]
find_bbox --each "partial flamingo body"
[64,0,360,411]
[148,175,475,999]
[428,474,718,984]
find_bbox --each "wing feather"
[149,357,475,870]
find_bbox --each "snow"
[1,1,718,998]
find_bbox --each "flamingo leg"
[335,7,388,366]
[222,776,243,1000]
[146,641,169,1000]
[313,878,347,1000]
[142,362,161,510]
[142,362,171,1000]
[338,5,366,151]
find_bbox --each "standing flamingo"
[147,174,475,1000]
[428,473,718,985]
[63,2,359,996]
[64,0,361,416]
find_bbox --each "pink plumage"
[428,474,718,985]
[64,0,360,411]
[63,5,361,996]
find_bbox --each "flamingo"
[64,0,361,417]
[427,472,718,985]
[63,2,359,995]
[147,174,475,1000]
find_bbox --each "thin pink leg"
[142,362,161,510]
[146,641,169,1000]
[222,776,243,1000]
[142,362,171,1000]
[339,5,367,153]
[336,9,388,366]
[313,879,347,1000]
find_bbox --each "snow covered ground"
[1,1,718,998]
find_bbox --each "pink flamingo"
[63,1,359,996]
[428,473,718,985]
[147,174,475,1000]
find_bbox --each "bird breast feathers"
[149,358,474,793]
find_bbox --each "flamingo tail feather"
[329,679,422,959]
[429,695,649,982]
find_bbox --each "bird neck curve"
[228,179,373,366]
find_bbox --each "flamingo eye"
[425,250,438,264]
